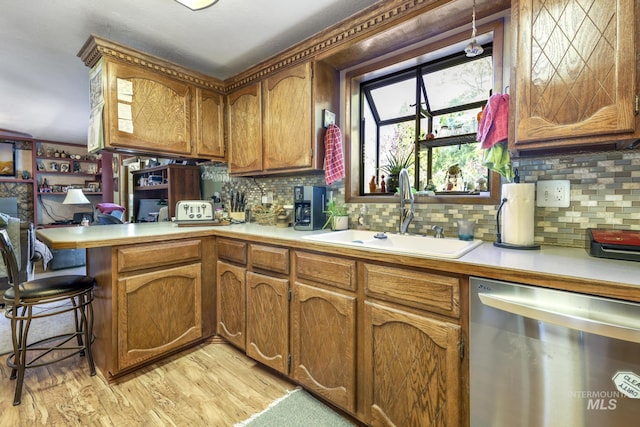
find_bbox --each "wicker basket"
[253,211,276,226]
[252,205,285,226]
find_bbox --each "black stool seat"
[3,275,94,301]
[0,229,96,406]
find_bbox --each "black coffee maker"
[293,186,326,230]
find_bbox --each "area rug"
[235,387,355,427]
[0,302,76,355]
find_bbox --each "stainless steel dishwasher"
[470,277,640,426]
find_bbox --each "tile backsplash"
[201,148,640,248]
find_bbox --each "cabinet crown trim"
[78,34,225,93]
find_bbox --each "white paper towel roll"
[501,183,535,246]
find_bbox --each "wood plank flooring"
[0,342,296,426]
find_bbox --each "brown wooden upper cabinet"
[193,87,225,159]
[227,82,263,174]
[103,60,194,157]
[512,0,639,153]
[78,35,225,161]
[227,61,339,175]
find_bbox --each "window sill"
[350,190,497,205]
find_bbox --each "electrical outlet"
[536,180,570,208]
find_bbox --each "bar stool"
[0,230,96,405]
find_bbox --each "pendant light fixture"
[175,0,219,10]
[464,0,484,57]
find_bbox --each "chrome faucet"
[398,168,414,234]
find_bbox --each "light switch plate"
[536,180,570,208]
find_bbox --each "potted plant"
[323,199,349,230]
[381,150,414,193]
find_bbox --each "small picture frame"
[0,141,16,177]
[85,181,100,192]
[60,162,70,173]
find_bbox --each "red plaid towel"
[477,93,510,149]
[324,124,344,185]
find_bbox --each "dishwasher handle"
[478,292,640,344]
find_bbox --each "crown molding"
[77,0,510,95]
[77,34,226,93]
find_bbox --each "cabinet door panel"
[514,0,637,146]
[216,261,246,350]
[117,263,202,370]
[291,282,356,413]
[227,83,262,174]
[263,62,312,170]
[246,271,289,373]
[106,61,192,155]
[194,87,225,159]
[364,301,461,427]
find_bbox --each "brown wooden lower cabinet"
[363,300,461,426]
[215,242,465,425]
[117,263,202,371]
[216,260,246,350]
[290,281,357,413]
[246,271,289,373]
[87,238,211,379]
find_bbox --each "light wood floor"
[0,342,296,426]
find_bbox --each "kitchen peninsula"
[37,222,640,426]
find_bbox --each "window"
[346,21,504,205]
[362,46,492,193]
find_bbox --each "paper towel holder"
[494,197,540,250]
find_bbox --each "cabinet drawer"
[117,239,201,273]
[364,263,459,318]
[295,251,356,292]
[217,238,247,265]
[250,244,289,274]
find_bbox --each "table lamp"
[63,188,93,224]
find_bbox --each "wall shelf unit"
[131,164,201,221]
[33,140,105,226]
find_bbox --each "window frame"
[344,19,505,205]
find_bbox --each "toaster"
[175,200,214,222]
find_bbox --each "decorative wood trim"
[77,0,511,96]
[224,0,453,91]
[77,34,225,92]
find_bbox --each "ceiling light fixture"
[464,0,484,57]
[174,0,219,11]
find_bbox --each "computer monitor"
[136,199,163,222]
[72,212,94,224]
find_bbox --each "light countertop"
[37,222,640,295]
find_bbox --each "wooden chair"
[0,229,96,405]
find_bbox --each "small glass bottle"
[357,204,368,230]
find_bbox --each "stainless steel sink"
[301,229,482,259]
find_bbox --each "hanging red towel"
[477,93,510,149]
[324,124,345,185]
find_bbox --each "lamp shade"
[175,0,219,10]
[63,188,91,205]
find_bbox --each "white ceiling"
[0,0,380,144]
